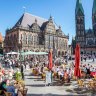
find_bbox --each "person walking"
[45,69,52,86]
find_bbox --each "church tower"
[92,0,96,36]
[75,0,85,48]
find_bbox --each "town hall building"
[4,13,69,57]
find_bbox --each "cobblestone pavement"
[24,70,93,96]
[24,59,96,96]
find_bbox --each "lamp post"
[65,46,68,65]
[18,40,22,63]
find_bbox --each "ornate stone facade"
[0,33,3,48]
[75,0,96,55]
[4,13,68,56]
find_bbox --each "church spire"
[92,0,96,14]
[49,15,53,23]
[75,0,84,15]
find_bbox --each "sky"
[0,0,93,44]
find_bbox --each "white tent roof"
[7,52,19,55]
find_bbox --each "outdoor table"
[18,87,28,96]
[84,80,95,89]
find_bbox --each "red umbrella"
[48,49,53,70]
[74,44,81,78]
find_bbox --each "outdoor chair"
[4,91,12,96]
[23,88,28,96]
[81,71,86,79]
[77,79,84,88]
[18,88,28,96]
[0,90,2,94]
[33,69,38,76]
[85,81,95,90]
[52,72,58,80]
[41,73,46,79]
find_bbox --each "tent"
[7,52,19,55]
[20,51,36,56]
[35,52,48,55]
[21,51,48,55]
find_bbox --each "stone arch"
[35,49,39,52]
[45,50,49,53]
[30,49,34,52]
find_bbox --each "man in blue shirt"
[7,82,17,96]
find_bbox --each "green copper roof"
[75,0,84,15]
[92,0,96,14]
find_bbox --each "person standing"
[45,69,52,86]
[20,64,24,80]
[0,80,7,95]
[15,68,22,81]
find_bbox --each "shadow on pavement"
[26,84,45,87]
[26,82,71,87]
[66,88,93,96]
[27,77,41,79]
[27,93,86,96]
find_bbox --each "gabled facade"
[4,13,69,56]
[75,0,96,55]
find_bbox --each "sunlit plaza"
[0,0,96,96]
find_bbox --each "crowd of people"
[0,62,27,96]
[0,53,96,95]
[31,56,96,86]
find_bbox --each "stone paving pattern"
[24,59,96,96]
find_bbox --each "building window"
[34,35,37,44]
[28,34,32,45]
[26,36,27,44]
[21,34,22,39]
[50,36,53,41]
[45,35,49,41]
[23,33,27,44]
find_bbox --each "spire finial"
[49,15,53,23]
[75,0,84,15]
[79,0,81,3]
[35,18,37,23]
[49,15,52,20]
[23,6,26,13]
[92,0,96,14]
[59,26,61,29]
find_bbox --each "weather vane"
[23,6,26,13]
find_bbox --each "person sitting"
[64,70,69,83]
[7,81,17,96]
[0,80,7,95]
[0,69,3,83]
[86,64,91,78]
[15,68,22,81]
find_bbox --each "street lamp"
[18,40,22,62]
